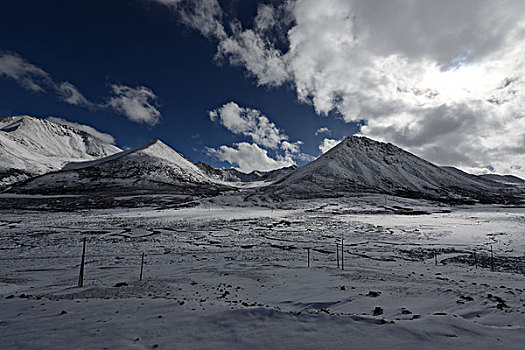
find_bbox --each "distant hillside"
[479,173,525,185]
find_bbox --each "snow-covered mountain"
[195,161,296,184]
[12,140,233,195]
[0,116,121,186]
[264,136,518,203]
[3,119,522,205]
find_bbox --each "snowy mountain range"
[0,116,120,186]
[11,139,232,196]
[1,116,523,204]
[195,161,296,184]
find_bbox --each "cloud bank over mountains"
[0,52,161,126]
[157,0,525,177]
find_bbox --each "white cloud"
[155,0,290,86]
[0,52,92,106]
[319,138,342,154]
[315,127,331,136]
[280,140,301,154]
[0,52,163,125]
[208,102,315,171]
[0,52,51,92]
[280,140,315,162]
[254,4,278,32]
[209,101,287,149]
[216,24,290,87]
[108,85,161,126]
[46,117,116,144]
[207,142,294,173]
[56,82,93,107]
[154,0,226,39]
[168,0,525,177]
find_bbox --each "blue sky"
[0,0,358,171]
[1,0,524,176]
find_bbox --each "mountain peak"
[341,135,393,148]
[322,135,401,161]
[133,139,190,162]
[143,139,164,147]
[266,135,511,202]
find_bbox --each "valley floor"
[0,196,524,349]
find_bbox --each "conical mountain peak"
[267,135,506,202]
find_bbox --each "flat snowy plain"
[1,195,524,349]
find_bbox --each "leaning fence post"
[140,252,145,281]
[78,237,86,287]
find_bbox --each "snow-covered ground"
[1,199,524,349]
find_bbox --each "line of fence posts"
[77,236,147,287]
[77,234,522,285]
[304,238,501,273]
[75,237,506,287]
[75,240,509,288]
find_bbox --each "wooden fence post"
[307,248,310,268]
[336,243,340,269]
[78,237,86,287]
[341,239,344,271]
[140,252,145,281]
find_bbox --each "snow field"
[0,202,524,349]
